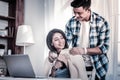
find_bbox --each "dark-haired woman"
[45,29,70,78]
[44,29,88,80]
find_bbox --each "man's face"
[73,7,90,21]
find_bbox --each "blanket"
[44,49,88,80]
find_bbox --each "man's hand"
[70,47,84,55]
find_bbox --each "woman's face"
[52,32,65,52]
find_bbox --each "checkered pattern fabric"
[65,11,110,79]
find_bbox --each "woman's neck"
[57,49,62,54]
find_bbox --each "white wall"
[24,0,45,76]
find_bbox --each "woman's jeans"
[55,68,70,78]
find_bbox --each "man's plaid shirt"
[65,12,110,79]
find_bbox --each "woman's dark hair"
[71,0,91,10]
[46,29,68,52]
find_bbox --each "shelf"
[0,36,13,39]
[0,0,10,3]
[0,0,24,55]
[0,15,15,21]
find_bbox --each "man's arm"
[70,20,110,55]
[70,47,102,55]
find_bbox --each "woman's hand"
[49,61,63,77]
[48,51,58,63]
[57,54,68,66]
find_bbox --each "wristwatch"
[52,66,57,71]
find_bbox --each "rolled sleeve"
[98,21,110,54]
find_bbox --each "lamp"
[16,25,35,54]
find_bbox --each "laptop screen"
[3,54,35,78]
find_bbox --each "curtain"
[109,0,119,80]
[44,0,73,60]
[53,0,73,31]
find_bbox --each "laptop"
[3,54,38,78]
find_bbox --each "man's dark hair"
[71,0,91,9]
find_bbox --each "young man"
[65,0,110,80]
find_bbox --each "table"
[0,77,81,80]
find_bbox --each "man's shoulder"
[91,11,106,22]
[68,16,76,21]
[66,16,79,26]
